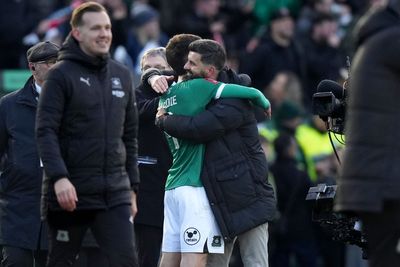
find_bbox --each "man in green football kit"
[157,39,270,267]
[160,78,269,189]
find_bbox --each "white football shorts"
[162,186,224,254]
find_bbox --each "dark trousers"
[47,204,138,267]
[1,246,47,267]
[359,200,400,267]
[271,239,318,267]
[72,229,109,267]
[73,247,109,267]
[134,224,162,267]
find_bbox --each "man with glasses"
[0,41,59,267]
[135,47,173,267]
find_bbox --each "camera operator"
[335,1,400,266]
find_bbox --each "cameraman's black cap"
[27,41,60,63]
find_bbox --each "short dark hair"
[311,12,336,27]
[188,39,226,71]
[166,34,201,75]
[70,1,107,28]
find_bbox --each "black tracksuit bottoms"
[46,204,138,267]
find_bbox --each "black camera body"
[306,184,368,258]
[312,80,346,134]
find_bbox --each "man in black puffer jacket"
[36,2,138,266]
[335,1,400,266]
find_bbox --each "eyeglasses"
[35,58,57,65]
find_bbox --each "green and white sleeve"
[215,83,270,109]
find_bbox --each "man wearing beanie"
[0,41,59,267]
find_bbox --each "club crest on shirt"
[56,230,70,242]
[111,77,122,89]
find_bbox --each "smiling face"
[72,11,112,57]
[184,51,215,79]
[141,54,171,72]
[29,59,57,86]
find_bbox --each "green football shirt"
[159,78,269,190]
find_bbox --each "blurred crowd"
[0,0,388,127]
[0,0,387,98]
[0,0,388,266]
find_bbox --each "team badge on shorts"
[211,235,222,247]
[56,230,70,242]
[184,227,200,245]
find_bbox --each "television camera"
[306,184,368,259]
[312,79,346,135]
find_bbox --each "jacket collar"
[58,34,109,70]
[16,76,38,108]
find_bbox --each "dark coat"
[0,0,45,46]
[301,36,346,103]
[0,77,47,250]
[36,35,139,212]
[134,84,172,228]
[336,4,400,212]
[270,158,315,240]
[0,0,48,69]
[161,98,277,241]
[239,36,307,91]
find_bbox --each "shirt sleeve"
[215,83,270,109]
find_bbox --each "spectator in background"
[340,0,388,57]
[247,0,302,53]
[34,0,83,46]
[296,115,341,183]
[211,0,257,70]
[257,72,304,148]
[239,8,307,102]
[0,1,48,69]
[270,133,317,267]
[135,47,173,267]
[158,0,194,37]
[264,71,304,112]
[105,0,130,48]
[300,13,346,107]
[127,4,169,77]
[35,2,139,266]
[35,0,131,58]
[295,115,345,267]
[259,101,307,176]
[178,0,226,42]
[0,41,59,267]
[297,0,335,36]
